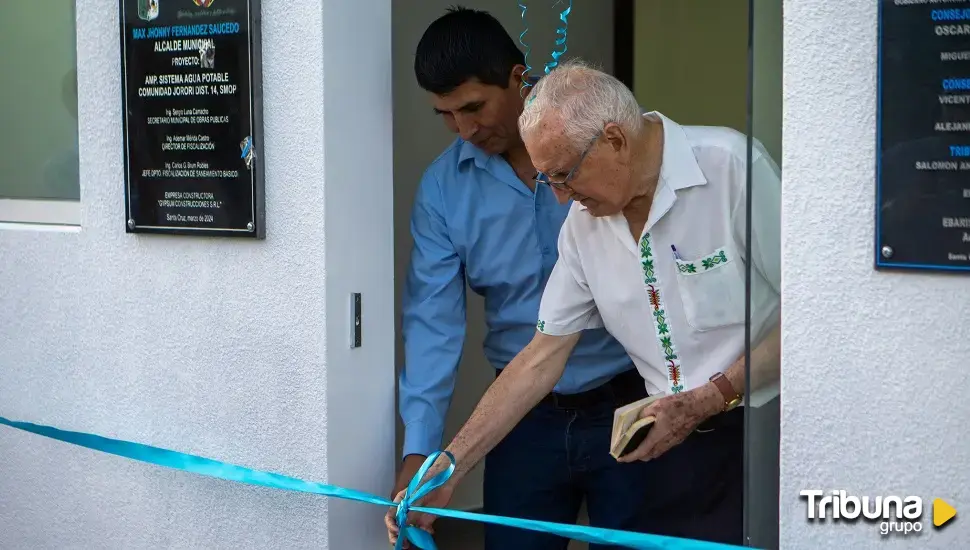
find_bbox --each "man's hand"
[616,383,723,463]
[384,469,454,548]
[385,454,433,548]
[391,454,428,500]
[384,331,577,545]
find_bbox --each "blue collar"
[457,139,491,169]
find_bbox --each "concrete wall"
[0,1,394,549]
[782,0,969,548]
[392,0,614,511]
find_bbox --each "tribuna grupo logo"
[800,490,923,536]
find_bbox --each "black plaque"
[120,0,264,238]
[877,1,970,271]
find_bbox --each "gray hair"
[519,59,644,152]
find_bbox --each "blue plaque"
[876,0,970,271]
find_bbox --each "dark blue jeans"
[482,395,653,550]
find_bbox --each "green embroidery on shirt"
[660,336,677,361]
[639,231,685,394]
[676,248,729,276]
[653,309,669,335]
[640,238,657,284]
[700,250,729,270]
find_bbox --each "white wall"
[0,1,394,549]
[323,0,395,547]
[392,0,614,512]
[782,1,970,548]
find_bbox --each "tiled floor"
[433,516,587,550]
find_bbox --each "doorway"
[392,0,618,517]
[390,1,781,548]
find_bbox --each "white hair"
[518,59,644,152]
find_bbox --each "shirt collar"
[458,138,490,169]
[577,111,707,216]
[651,111,707,191]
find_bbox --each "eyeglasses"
[533,131,602,191]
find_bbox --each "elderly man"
[388,59,781,546]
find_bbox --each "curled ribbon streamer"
[544,0,572,74]
[518,3,534,98]
[0,416,751,550]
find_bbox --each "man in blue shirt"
[391,8,652,549]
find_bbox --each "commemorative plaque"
[120,0,264,238]
[876,1,970,271]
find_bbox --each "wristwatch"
[709,372,742,412]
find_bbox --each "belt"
[534,368,647,410]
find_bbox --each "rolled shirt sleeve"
[732,139,781,296]
[731,138,782,350]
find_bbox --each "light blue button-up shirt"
[399,138,636,458]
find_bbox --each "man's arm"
[743,142,782,299]
[702,324,780,412]
[434,207,601,483]
[641,321,780,456]
[443,330,580,483]
[399,170,467,462]
[727,141,783,398]
[387,330,580,543]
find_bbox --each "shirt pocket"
[673,245,746,331]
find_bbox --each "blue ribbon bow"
[0,416,750,550]
[392,450,456,549]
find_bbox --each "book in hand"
[609,393,665,460]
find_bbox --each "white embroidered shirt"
[537,112,781,397]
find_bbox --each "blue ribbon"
[1,416,750,550]
[518,3,534,98]
[544,0,572,74]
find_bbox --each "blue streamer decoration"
[0,415,751,550]
[518,3,534,97]
[544,0,572,74]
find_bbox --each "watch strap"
[709,372,742,411]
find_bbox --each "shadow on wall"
[391,0,616,511]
